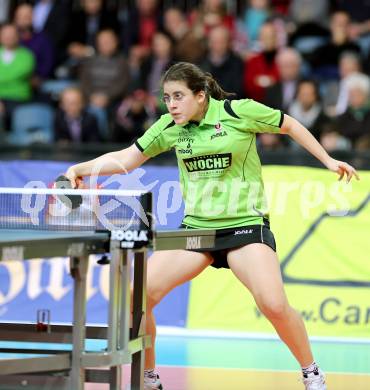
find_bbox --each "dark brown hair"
[162,62,235,100]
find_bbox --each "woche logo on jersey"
[183,153,232,172]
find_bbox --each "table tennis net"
[0,188,152,231]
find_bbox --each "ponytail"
[162,62,235,100]
[204,72,235,100]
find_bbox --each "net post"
[139,191,153,239]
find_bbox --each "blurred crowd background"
[0,0,369,152]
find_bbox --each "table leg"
[131,250,147,390]
[108,241,127,389]
[70,255,89,390]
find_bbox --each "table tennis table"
[0,225,216,389]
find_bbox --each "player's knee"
[130,285,163,312]
[258,298,289,320]
[146,285,165,310]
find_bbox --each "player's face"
[163,81,206,125]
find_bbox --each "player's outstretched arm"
[280,114,359,183]
[65,144,150,188]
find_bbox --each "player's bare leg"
[227,243,313,365]
[145,250,213,369]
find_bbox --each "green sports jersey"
[135,97,283,229]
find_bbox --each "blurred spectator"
[288,0,330,59]
[190,0,236,37]
[113,89,158,143]
[80,29,129,110]
[140,31,174,99]
[126,44,148,92]
[289,0,330,26]
[335,0,370,55]
[257,131,285,150]
[336,73,370,150]
[265,47,301,110]
[14,3,55,86]
[239,0,271,50]
[31,0,71,60]
[0,0,11,24]
[67,0,119,61]
[0,24,35,131]
[79,29,129,136]
[323,51,363,116]
[163,7,206,64]
[310,11,362,80]
[243,22,280,102]
[200,26,245,98]
[270,0,291,15]
[54,87,100,143]
[119,0,161,54]
[288,79,330,142]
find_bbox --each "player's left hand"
[325,158,360,183]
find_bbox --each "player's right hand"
[65,167,85,189]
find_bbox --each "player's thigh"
[147,250,213,307]
[227,244,288,312]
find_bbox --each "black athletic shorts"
[181,219,276,269]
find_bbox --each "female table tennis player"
[63,62,359,390]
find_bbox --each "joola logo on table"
[186,236,202,249]
[183,153,232,172]
[111,230,148,241]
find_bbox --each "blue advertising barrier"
[0,161,189,326]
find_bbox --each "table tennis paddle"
[54,175,83,210]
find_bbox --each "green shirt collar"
[200,97,220,126]
[181,97,220,128]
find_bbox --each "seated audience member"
[190,0,236,36]
[336,73,370,150]
[335,0,370,55]
[0,0,12,24]
[257,131,285,150]
[0,24,35,131]
[265,47,302,111]
[119,0,161,55]
[140,31,174,99]
[288,79,330,142]
[54,87,100,143]
[68,0,119,62]
[322,51,363,116]
[32,0,71,62]
[200,26,245,98]
[126,44,148,92]
[113,89,158,144]
[79,29,129,135]
[310,11,362,80]
[319,122,351,152]
[334,53,364,115]
[288,0,330,54]
[163,7,206,64]
[14,3,55,86]
[243,21,280,102]
[239,0,271,51]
